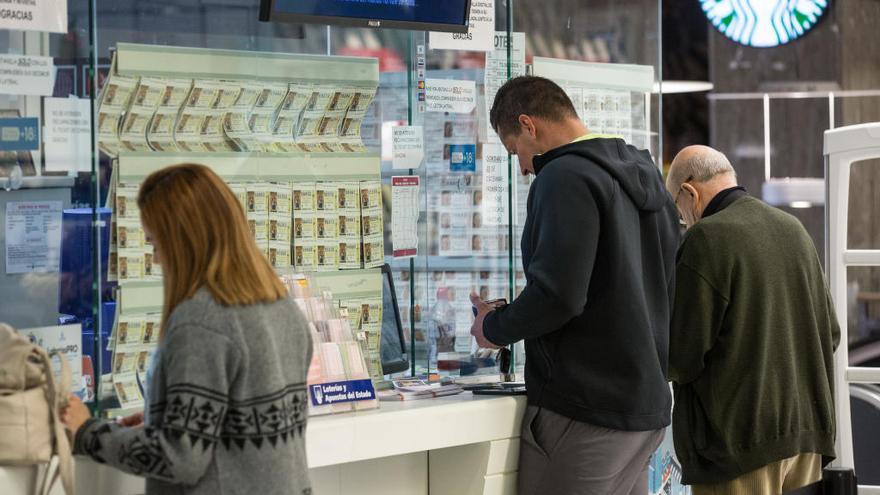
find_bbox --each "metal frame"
[824,122,880,493]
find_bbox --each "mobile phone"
[472,298,507,316]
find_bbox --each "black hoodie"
[483,137,680,431]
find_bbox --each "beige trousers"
[692,453,822,495]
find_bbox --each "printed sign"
[309,379,376,406]
[449,143,476,172]
[391,176,420,258]
[0,54,55,96]
[430,0,495,52]
[484,31,526,143]
[391,125,424,170]
[23,324,84,397]
[5,201,63,274]
[0,0,68,33]
[482,144,510,226]
[0,117,39,151]
[425,79,476,114]
[43,97,91,172]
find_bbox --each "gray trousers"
[518,405,665,495]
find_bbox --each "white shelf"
[116,269,383,316]
[116,43,379,85]
[117,281,163,315]
[118,152,380,184]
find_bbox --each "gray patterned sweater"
[74,289,314,495]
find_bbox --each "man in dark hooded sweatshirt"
[470,76,680,494]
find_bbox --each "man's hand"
[61,395,91,434]
[470,293,500,349]
[118,411,145,427]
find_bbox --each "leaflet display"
[97,51,377,157]
[98,44,385,411]
[283,274,379,415]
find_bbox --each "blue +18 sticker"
[0,118,40,152]
[449,143,476,172]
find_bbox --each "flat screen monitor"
[259,0,471,34]
[380,263,409,375]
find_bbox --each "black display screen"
[380,264,408,375]
[260,0,471,33]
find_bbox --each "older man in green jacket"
[666,145,840,495]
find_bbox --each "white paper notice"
[23,324,84,397]
[44,97,91,173]
[425,79,476,114]
[0,54,55,96]
[0,55,55,96]
[392,125,424,170]
[485,32,526,143]
[0,0,68,33]
[5,201,63,274]
[430,0,495,52]
[391,176,420,258]
[482,144,510,226]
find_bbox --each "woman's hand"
[61,395,91,434]
[118,411,145,427]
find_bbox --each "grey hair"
[667,146,736,192]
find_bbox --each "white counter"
[308,393,526,495]
[307,392,526,467]
[2,393,527,495]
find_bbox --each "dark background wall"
[661,0,709,165]
[662,0,880,340]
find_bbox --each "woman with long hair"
[63,164,313,495]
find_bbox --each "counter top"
[307,392,527,467]
[39,392,528,495]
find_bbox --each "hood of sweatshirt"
[532,137,668,212]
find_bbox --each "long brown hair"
[137,163,287,336]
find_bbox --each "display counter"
[7,393,524,495]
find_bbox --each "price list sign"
[481,144,510,226]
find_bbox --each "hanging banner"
[0,0,68,34]
[430,0,494,52]
[43,96,92,173]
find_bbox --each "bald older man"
[666,145,840,495]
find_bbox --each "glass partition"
[0,0,664,423]
[0,1,101,404]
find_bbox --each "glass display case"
[0,0,664,464]
[0,1,688,493]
